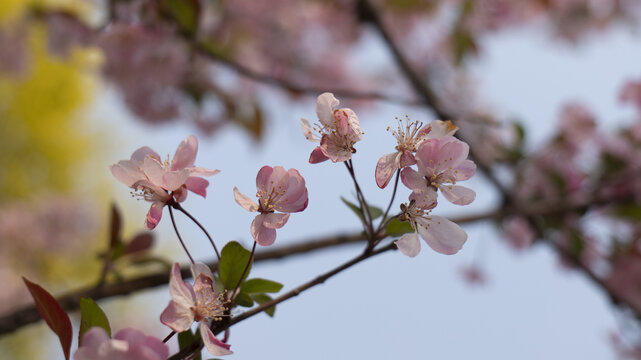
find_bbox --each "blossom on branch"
[375,118,459,188]
[301,92,362,163]
[110,135,219,229]
[160,263,233,356]
[74,327,168,360]
[395,199,467,257]
[401,136,476,207]
[234,166,309,246]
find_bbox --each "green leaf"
[341,197,383,222]
[23,278,73,360]
[386,218,414,236]
[79,298,111,345]
[615,204,641,221]
[218,241,252,290]
[178,330,201,360]
[252,293,276,317]
[160,0,200,34]
[234,291,254,307]
[241,278,283,294]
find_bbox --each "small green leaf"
[368,206,383,220]
[160,0,200,34]
[341,197,383,222]
[241,278,283,294]
[178,330,201,360]
[218,241,252,290]
[79,298,111,346]
[252,293,276,317]
[234,291,254,307]
[386,218,414,236]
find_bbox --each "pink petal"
[113,328,145,344]
[145,201,164,230]
[309,146,329,163]
[400,167,428,192]
[398,151,416,168]
[256,166,274,191]
[186,177,209,198]
[320,134,352,163]
[171,135,198,171]
[191,262,214,280]
[80,327,110,349]
[163,169,190,191]
[408,189,438,210]
[110,161,146,187]
[416,215,467,255]
[454,160,476,181]
[172,187,188,203]
[395,232,421,257]
[114,329,169,359]
[131,146,160,164]
[251,214,277,246]
[277,169,308,212]
[199,322,233,356]
[168,263,196,308]
[189,167,220,177]
[315,92,339,128]
[439,185,476,205]
[160,301,194,332]
[434,138,469,172]
[233,187,259,212]
[375,152,400,188]
[301,118,319,142]
[426,120,458,138]
[141,156,165,188]
[262,213,290,229]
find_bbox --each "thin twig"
[345,160,374,238]
[172,203,221,260]
[168,206,195,264]
[376,170,401,235]
[232,241,257,299]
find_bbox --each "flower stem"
[168,206,195,264]
[232,241,257,300]
[163,331,176,343]
[376,170,401,234]
[172,203,221,261]
[344,160,374,238]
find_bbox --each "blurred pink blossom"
[559,103,596,146]
[74,327,168,360]
[160,263,232,356]
[234,166,308,246]
[502,217,536,251]
[459,264,488,286]
[620,80,641,110]
[301,93,362,163]
[110,135,219,229]
[375,119,458,188]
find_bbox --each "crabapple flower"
[110,135,220,229]
[301,92,362,163]
[395,199,467,257]
[74,327,169,360]
[375,118,459,188]
[401,136,476,207]
[234,166,308,246]
[160,263,233,356]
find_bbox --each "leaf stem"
[232,241,257,300]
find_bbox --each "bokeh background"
[2,0,641,359]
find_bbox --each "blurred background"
[2,0,641,359]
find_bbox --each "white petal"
[416,215,467,255]
[233,187,259,212]
[395,232,421,257]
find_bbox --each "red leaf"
[125,232,154,254]
[23,277,72,360]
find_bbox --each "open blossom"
[74,327,169,360]
[301,92,362,163]
[110,135,220,229]
[401,136,476,207]
[160,263,233,356]
[234,166,308,246]
[375,118,459,188]
[395,199,467,257]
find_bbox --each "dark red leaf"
[125,232,154,254]
[109,203,122,248]
[23,277,72,360]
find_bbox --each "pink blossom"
[395,199,467,256]
[401,136,476,207]
[501,217,536,251]
[74,327,169,360]
[160,263,233,356]
[301,93,362,163]
[620,80,641,110]
[234,166,309,246]
[375,118,459,188]
[110,135,219,229]
[559,103,596,146]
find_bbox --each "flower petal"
[110,160,146,187]
[145,201,164,230]
[454,159,476,181]
[315,92,339,128]
[400,167,428,192]
[189,167,220,177]
[168,263,196,309]
[375,152,400,188]
[163,169,190,191]
[395,232,421,257]
[141,156,165,188]
[416,215,467,255]
[251,214,277,246]
[186,177,209,198]
[262,213,290,229]
[160,301,194,333]
[309,146,329,163]
[301,118,319,142]
[256,165,274,191]
[426,120,458,139]
[171,135,198,171]
[439,184,476,205]
[200,322,233,356]
[408,188,438,210]
[131,146,160,164]
[233,187,259,212]
[191,262,214,280]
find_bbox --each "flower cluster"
[74,328,169,360]
[110,135,219,229]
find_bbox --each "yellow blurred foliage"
[0,0,94,23]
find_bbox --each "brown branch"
[0,233,366,337]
